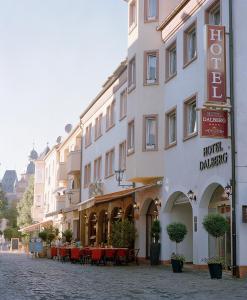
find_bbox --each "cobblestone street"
[0,253,246,300]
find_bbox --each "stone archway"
[124,204,134,222]
[146,200,158,258]
[165,192,193,263]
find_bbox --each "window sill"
[144,17,158,23]
[106,123,115,133]
[95,134,102,142]
[128,84,136,94]
[119,114,127,122]
[143,146,158,152]
[143,81,159,86]
[165,141,177,150]
[105,173,115,180]
[85,142,92,149]
[183,55,197,69]
[127,148,135,156]
[165,72,177,83]
[183,131,198,142]
[128,23,137,35]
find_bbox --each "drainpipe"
[79,121,83,242]
[229,0,237,277]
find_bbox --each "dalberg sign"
[206,25,226,103]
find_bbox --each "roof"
[1,170,18,193]
[80,59,127,120]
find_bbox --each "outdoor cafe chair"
[128,248,140,265]
[116,249,128,265]
[80,248,92,264]
[104,248,116,265]
[70,248,81,263]
[59,247,70,263]
[51,247,58,260]
[91,249,105,266]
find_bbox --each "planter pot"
[150,243,160,265]
[208,263,222,279]
[171,259,183,273]
[47,247,51,259]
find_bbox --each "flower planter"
[150,243,160,265]
[171,259,183,273]
[208,263,222,279]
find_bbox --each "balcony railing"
[67,150,81,175]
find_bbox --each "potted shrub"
[150,219,161,265]
[38,230,48,257]
[62,229,73,243]
[167,222,187,273]
[110,220,136,248]
[203,214,229,279]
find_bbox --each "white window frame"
[184,22,197,66]
[184,95,198,140]
[94,157,102,181]
[143,115,158,151]
[84,163,91,188]
[144,50,159,85]
[120,89,127,120]
[105,149,115,178]
[127,120,135,155]
[145,0,158,22]
[128,56,136,91]
[119,141,127,170]
[129,0,137,30]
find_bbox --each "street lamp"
[115,169,135,188]
[224,183,232,199]
[154,197,161,207]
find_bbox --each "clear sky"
[0,0,127,179]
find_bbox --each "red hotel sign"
[201,109,228,138]
[207,25,226,103]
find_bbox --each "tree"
[167,222,187,254]
[17,176,34,228]
[110,220,136,248]
[0,188,8,219]
[3,227,21,241]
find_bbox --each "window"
[127,120,135,154]
[129,0,137,29]
[128,56,136,91]
[184,23,197,66]
[119,141,127,170]
[165,108,177,148]
[106,100,115,130]
[184,96,198,140]
[206,1,221,25]
[144,51,159,85]
[84,163,91,188]
[143,115,158,151]
[94,157,102,181]
[120,89,127,120]
[95,114,102,140]
[85,123,92,147]
[145,0,158,22]
[166,42,177,80]
[105,149,115,178]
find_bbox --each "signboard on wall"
[201,109,228,138]
[206,25,226,103]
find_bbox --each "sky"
[0,0,128,179]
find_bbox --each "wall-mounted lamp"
[224,183,232,199]
[133,201,139,210]
[154,197,161,207]
[187,190,197,201]
[115,169,135,188]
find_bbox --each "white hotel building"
[29,0,247,278]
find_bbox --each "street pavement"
[0,252,246,300]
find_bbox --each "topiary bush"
[62,229,73,243]
[151,219,161,243]
[167,222,187,255]
[203,214,229,238]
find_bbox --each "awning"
[19,220,53,233]
[94,183,159,204]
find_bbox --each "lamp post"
[187,190,197,201]
[115,169,135,188]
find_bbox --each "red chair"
[81,248,92,264]
[91,249,105,266]
[70,248,80,263]
[59,247,70,263]
[116,249,128,265]
[105,249,116,265]
[51,247,57,259]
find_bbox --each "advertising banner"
[201,109,228,138]
[206,25,226,103]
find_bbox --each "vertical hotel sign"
[206,25,226,103]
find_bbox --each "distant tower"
[26,148,38,175]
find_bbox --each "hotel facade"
[27,0,247,278]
